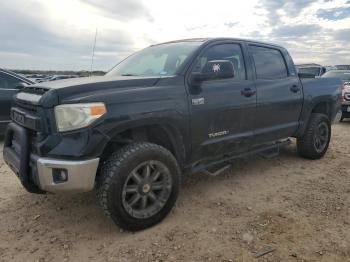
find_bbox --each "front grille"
[15,100,38,113]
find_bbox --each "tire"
[297,113,331,159]
[97,142,180,231]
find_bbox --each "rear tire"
[97,142,180,231]
[297,113,331,159]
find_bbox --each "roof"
[151,37,285,49]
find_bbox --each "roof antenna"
[90,28,98,76]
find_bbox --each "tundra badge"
[192,98,205,105]
[209,130,229,138]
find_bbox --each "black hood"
[37,75,160,93]
[26,75,161,106]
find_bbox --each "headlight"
[54,103,106,132]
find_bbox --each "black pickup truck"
[3,38,342,231]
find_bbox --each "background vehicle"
[0,69,34,134]
[322,70,350,120]
[335,65,350,70]
[49,75,79,81]
[296,63,326,78]
[3,38,342,231]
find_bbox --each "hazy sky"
[0,0,349,71]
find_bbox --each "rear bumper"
[3,122,99,193]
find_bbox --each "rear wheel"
[97,142,180,231]
[297,113,331,159]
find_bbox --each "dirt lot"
[0,122,350,262]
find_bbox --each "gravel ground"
[0,122,350,262]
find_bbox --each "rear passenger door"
[249,45,303,146]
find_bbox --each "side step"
[191,139,291,175]
[202,163,231,177]
[258,138,291,159]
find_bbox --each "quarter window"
[250,46,288,79]
[193,43,246,80]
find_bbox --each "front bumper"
[35,157,99,193]
[3,122,99,193]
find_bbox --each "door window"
[250,46,288,79]
[193,43,246,80]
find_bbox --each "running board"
[191,139,291,174]
[202,164,231,176]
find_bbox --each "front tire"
[297,113,331,159]
[97,142,180,231]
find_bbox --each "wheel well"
[311,102,330,119]
[99,125,183,168]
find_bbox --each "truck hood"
[24,75,161,106]
[37,75,160,93]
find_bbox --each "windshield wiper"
[121,73,138,76]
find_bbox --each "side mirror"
[190,60,235,86]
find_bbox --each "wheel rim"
[314,122,329,153]
[122,160,172,219]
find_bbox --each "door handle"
[241,88,256,97]
[290,85,300,93]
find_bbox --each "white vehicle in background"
[322,70,350,121]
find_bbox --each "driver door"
[188,43,256,162]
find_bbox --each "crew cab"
[3,38,342,231]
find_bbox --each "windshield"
[298,67,321,76]
[107,41,202,77]
[321,70,350,81]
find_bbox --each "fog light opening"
[52,169,68,183]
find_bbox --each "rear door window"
[250,46,288,79]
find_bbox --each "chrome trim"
[36,157,99,193]
[0,120,10,123]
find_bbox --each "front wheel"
[97,142,180,231]
[297,113,331,159]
